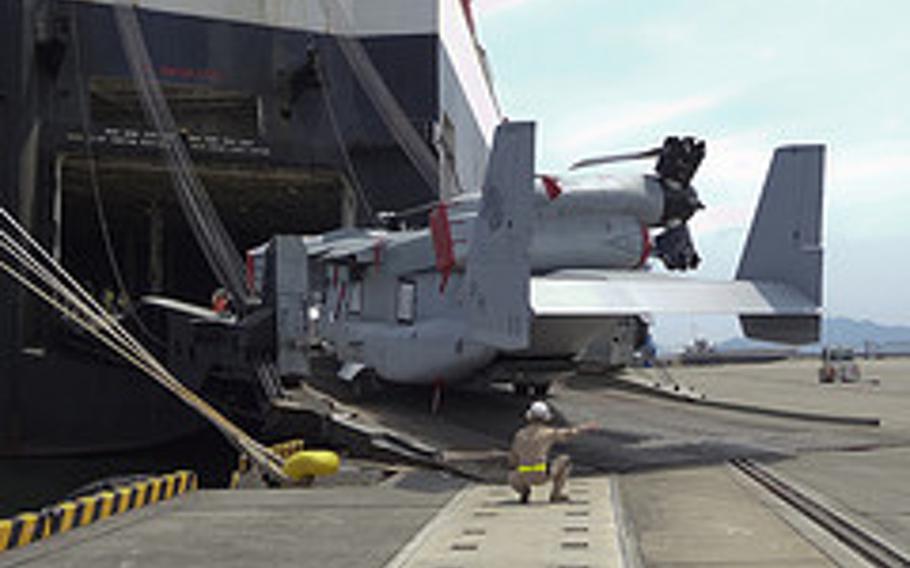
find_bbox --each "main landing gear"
[431,380,444,415]
[512,382,551,398]
[348,372,382,400]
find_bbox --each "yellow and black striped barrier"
[271,439,307,459]
[0,470,197,554]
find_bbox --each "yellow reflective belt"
[517,463,546,473]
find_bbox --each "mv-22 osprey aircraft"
[241,121,824,401]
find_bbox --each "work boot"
[549,493,570,503]
[520,488,531,504]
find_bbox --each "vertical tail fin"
[736,145,825,344]
[465,122,535,350]
[267,236,311,377]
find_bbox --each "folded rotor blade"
[570,147,662,170]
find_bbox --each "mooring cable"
[0,210,287,482]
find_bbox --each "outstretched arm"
[555,421,600,442]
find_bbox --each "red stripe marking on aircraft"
[429,203,456,293]
[638,223,652,268]
[541,175,562,200]
[335,282,347,320]
[245,252,255,293]
[373,239,384,269]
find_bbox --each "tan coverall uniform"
[508,422,576,502]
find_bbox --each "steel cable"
[112,2,252,308]
[317,0,440,200]
[317,57,376,223]
[69,5,165,347]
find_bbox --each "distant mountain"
[820,317,910,350]
[714,317,910,353]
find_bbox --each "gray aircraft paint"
[253,126,826,386]
[249,127,823,383]
[736,145,824,344]
[312,123,535,383]
[465,122,535,350]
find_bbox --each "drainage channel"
[731,459,910,568]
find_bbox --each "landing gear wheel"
[532,382,551,398]
[431,381,444,415]
[349,376,367,400]
[367,374,384,398]
[350,372,381,400]
[513,383,531,397]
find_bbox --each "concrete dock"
[3,357,910,566]
[0,472,461,568]
[1,471,629,568]
[0,470,841,568]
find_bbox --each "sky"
[472,0,910,347]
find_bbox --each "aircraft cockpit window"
[396,280,416,324]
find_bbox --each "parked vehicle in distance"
[819,346,861,383]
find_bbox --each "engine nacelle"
[529,213,648,272]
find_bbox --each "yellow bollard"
[15,513,39,548]
[282,450,341,482]
[175,471,188,495]
[163,475,176,500]
[98,492,116,520]
[41,509,56,539]
[0,519,12,551]
[147,478,163,504]
[77,497,97,526]
[133,481,149,508]
[58,502,78,534]
[116,488,133,514]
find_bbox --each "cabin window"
[396,280,416,324]
[348,280,363,315]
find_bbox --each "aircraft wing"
[306,235,377,260]
[305,231,424,265]
[531,270,818,317]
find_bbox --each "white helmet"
[525,400,552,423]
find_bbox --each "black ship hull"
[1,0,498,456]
[3,352,206,457]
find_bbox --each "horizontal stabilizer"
[531,271,818,317]
[740,316,819,345]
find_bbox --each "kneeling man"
[508,401,598,503]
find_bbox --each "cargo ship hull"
[1,0,499,456]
